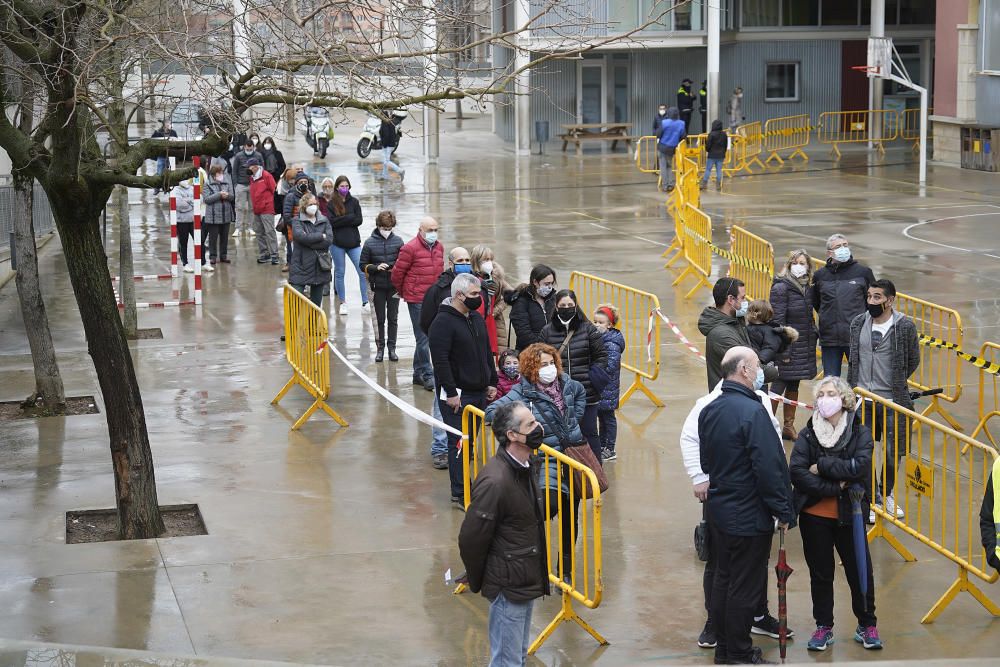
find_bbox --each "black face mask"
[867,302,886,318]
[463,295,483,311]
[297,183,308,194]
[557,307,577,321]
[517,424,544,449]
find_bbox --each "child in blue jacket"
[593,304,625,461]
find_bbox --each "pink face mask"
[815,395,843,419]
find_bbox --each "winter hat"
[294,171,310,183]
[247,157,262,167]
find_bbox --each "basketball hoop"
[851,65,882,78]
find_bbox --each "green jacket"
[698,307,751,390]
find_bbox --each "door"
[578,60,606,125]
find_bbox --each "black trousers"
[372,286,399,346]
[799,512,877,629]
[709,524,772,664]
[176,222,205,266]
[862,399,910,498]
[547,488,581,581]
[206,223,231,260]
[703,507,769,620]
[439,389,488,499]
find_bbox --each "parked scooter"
[357,109,407,159]
[304,107,333,158]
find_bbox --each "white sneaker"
[869,508,876,524]
[203,263,215,272]
[362,303,371,314]
[339,303,349,316]
[886,495,904,519]
[232,229,240,237]
[183,264,194,273]
[248,230,256,237]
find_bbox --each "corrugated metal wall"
[630,48,709,133]
[719,40,842,125]
[529,56,578,139]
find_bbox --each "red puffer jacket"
[391,236,445,304]
[249,171,276,215]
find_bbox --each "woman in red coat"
[471,244,511,359]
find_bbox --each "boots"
[781,391,799,441]
[375,340,385,363]
[388,344,398,362]
[387,318,398,361]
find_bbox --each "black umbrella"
[774,526,793,663]
[849,483,869,609]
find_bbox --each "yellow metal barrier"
[568,272,664,408]
[895,292,964,431]
[459,406,607,654]
[635,135,659,174]
[722,133,745,177]
[271,285,348,430]
[735,120,766,172]
[728,226,774,301]
[681,133,708,172]
[672,202,713,299]
[858,388,999,623]
[817,110,900,159]
[764,114,811,165]
[973,342,1000,449]
[902,107,933,151]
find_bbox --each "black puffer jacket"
[360,228,404,291]
[459,447,550,603]
[540,313,608,404]
[328,195,364,249]
[812,258,876,348]
[747,321,796,366]
[509,287,556,351]
[790,410,873,525]
[770,275,818,381]
[420,269,456,335]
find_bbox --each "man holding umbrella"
[700,347,796,665]
[790,376,881,651]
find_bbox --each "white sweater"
[679,381,782,486]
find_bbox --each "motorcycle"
[304,107,332,158]
[357,109,407,159]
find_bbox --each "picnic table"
[559,123,635,156]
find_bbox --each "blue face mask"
[753,366,765,391]
[833,246,851,263]
[734,299,749,318]
[454,264,472,274]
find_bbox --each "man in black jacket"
[813,233,876,378]
[699,80,708,133]
[459,401,548,666]
[700,346,795,666]
[429,273,498,506]
[420,246,471,335]
[677,78,696,133]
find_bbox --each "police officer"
[677,78,696,133]
[982,456,1000,573]
[699,80,709,133]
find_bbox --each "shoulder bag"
[563,443,609,500]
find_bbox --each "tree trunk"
[116,185,137,336]
[12,181,66,411]
[52,207,164,539]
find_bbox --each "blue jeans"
[598,408,617,450]
[821,345,850,379]
[330,245,368,304]
[488,592,535,667]
[382,146,402,177]
[581,403,600,461]
[703,157,723,185]
[430,385,447,457]
[407,302,433,382]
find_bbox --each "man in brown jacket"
[459,401,549,667]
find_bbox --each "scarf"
[812,412,849,449]
[538,378,565,414]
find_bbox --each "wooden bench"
[559,123,634,156]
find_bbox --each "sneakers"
[432,453,449,470]
[807,626,834,651]
[362,302,371,314]
[854,625,882,649]
[601,446,617,462]
[202,263,215,272]
[751,614,793,639]
[182,264,194,273]
[271,256,279,265]
[886,494,904,518]
[747,647,774,664]
[257,257,268,264]
[231,229,240,237]
[697,620,717,648]
[248,229,256,237]
[339,303,349,316]
[451,495,466,511]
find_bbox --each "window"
[765,62,799,101]
[899,0,934,24]
[983,0,1000,72]
[783,0,819,25]
[743,0,779,26]
[821,0,857,25]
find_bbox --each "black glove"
[763,362,780,384]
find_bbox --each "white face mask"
[594,323,608,335]
[305,204,318,216]
[833,246,851,263]
[480,260,494,276]
[263,142,273,150]
[538,365,558,385]
[379,228,392,238]
[790,263,808,278]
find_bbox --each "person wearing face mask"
[592,304,625,462]
[230,139,263,238]
[259,136,286,184]
[494,349,520,399]
[459,401,549,667]
[325,175,369,315]
[790,375,881,652]
[288,193,332,307]
[470,244,510,357]
[699,277,780,391]
[276,167,309,272]
[539,289,609,461]
[419,246,471,336]
[769,250,819,439]
[428,273,498,507]
[698,346,796,667]
[847,279,919,522]
[653,103,669,131]
[360,210,404,362]
[508,264,557,352]
[486,343,587,582]
[655,106,686,193]
[246,157,279,265]
[391,216,446,402]
[202,161,236,264]
[812,233,876,379]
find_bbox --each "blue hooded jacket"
[656,106,686,149]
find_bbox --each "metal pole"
[513,0,531,155]
[423,0,440,163]
[919,85,928,185]
[706,0,720,128]
[870,0,885,146]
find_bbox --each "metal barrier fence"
[568,271,664,408]
[635,136,659,174]
[817,110,900,159]
[735,121,766,172]
[460,405,607,655]
[895,292,964,431]
[764,114,811,165]
[973,342,1000,448]
[0,182,56,251]
[728,226,774,301]
[902,107,933,149]
[271,284,348,430]
[859,388,999,623]
[673,202,713,299]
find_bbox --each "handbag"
[562,443,609,500]
[317,251,332,272]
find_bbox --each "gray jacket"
[174,183,194,223]
[231,150,263,186]
[203,174,235,225]
[847,311,920,410]
[289,213,332,285]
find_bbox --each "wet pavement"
[1,113,1000,665]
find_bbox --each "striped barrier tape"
[653,307,815,410]
[683,227,774,275]
[919,335,1000,375]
